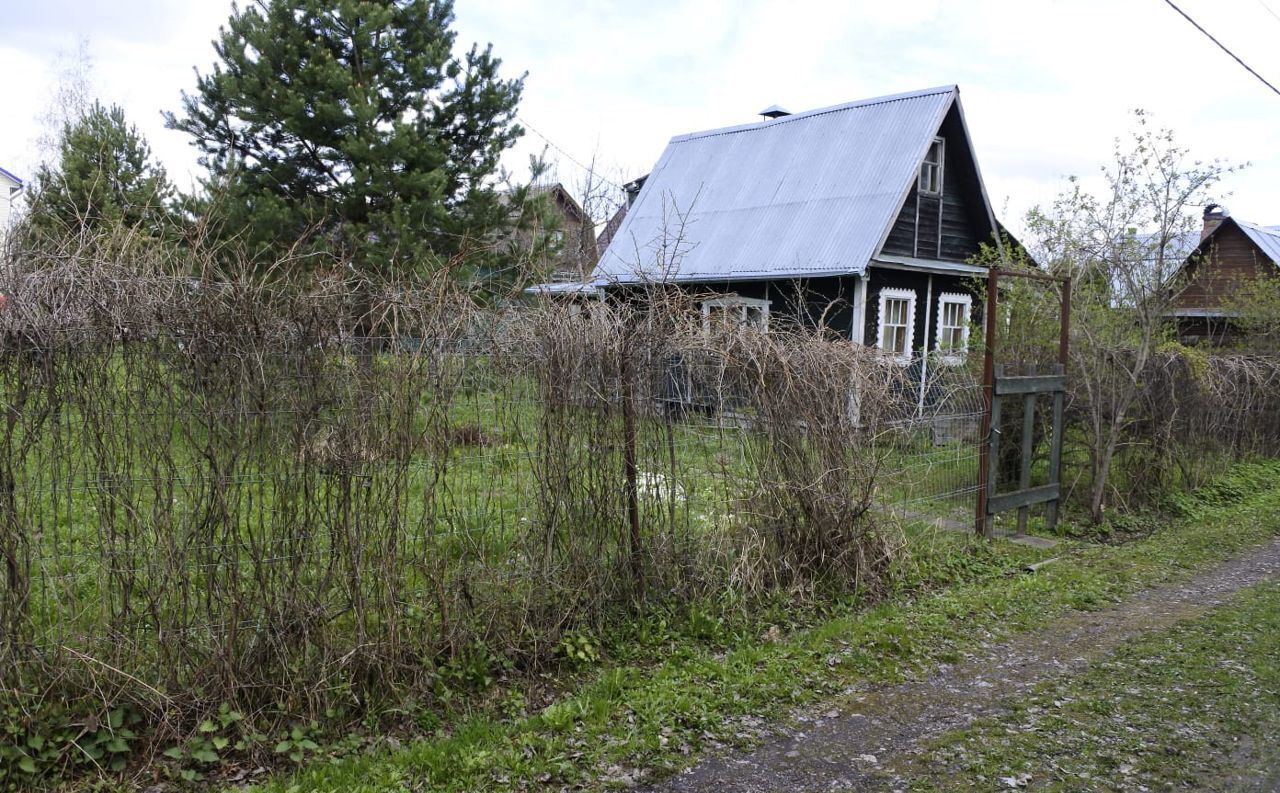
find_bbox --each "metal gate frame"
[975,267,1072,536]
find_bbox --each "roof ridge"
[669,85,958,144]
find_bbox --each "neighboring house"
[590,85,1003,363]
[0,165,23,245]
[504,182,598,282]
[1168,205,1280,344]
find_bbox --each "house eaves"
[870,255,987,276]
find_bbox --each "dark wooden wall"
[610,268,980,355]
[665,277,857,338]
[881,108,987,264]
[862,269,978,354]
[1174,223,1275,310]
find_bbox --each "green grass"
[20,380,976,647]
[242,462,1280,793]
[6,366,984,791]
[897,579,1280,791]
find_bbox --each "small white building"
[0,165,24,244]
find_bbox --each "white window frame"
[701,295,770,334]
[877,287,917,363]
[934,292,973,365]
[919,137,945,196]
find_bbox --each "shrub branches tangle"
[0,230,933,776]
[2,224,1275,782]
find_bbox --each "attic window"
[919,137,944,196]
[702,296,769,334]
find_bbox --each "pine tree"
[167,0,525,281]
[26,101,177,240]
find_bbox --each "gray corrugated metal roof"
[0,165,22,187]
[522,283,601,299]
[594,86,963,284]
[1237,221,1280,265]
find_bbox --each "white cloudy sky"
[2,0,1277,235]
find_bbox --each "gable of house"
[501,182,599,281]
[1174,218,1280,312]
[878,103,994,264]
[593,85,999,285]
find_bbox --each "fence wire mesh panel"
[877,353,985,532]
[4,261,1278,737]
[19,263,1272,738]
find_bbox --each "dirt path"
[644,537,1280,793]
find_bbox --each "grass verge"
[895,578,1280,791]
[243,461,1280,793]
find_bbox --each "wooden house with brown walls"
[1169,205,1280,344]
[504,182,599,286]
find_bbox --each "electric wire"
[1162,0,1280,97]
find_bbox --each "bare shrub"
[1116,350,1280,505]
[0,228,912,770]
[7,220,1272,784]
[709,331,907,593]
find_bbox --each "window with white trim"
[701,296,769,333]
[935,292,973,364]
[919,137,944,195]
[877,287,917,362]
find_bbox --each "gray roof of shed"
[594,85,991,284]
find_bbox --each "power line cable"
[1257,0,1280,24]
[516,115,624,191]
[1161,0,1280,97]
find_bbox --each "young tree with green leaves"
[166,0,525,285]
[25,101,177,241]
[1221,273,1280,352]
[1021,112,1236,523]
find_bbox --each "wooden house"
[1168,206,1280,344]
[589,85,1004,364]
[505,182,599,287]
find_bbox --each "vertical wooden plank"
[1059,279,1071,367]
[985,364,1004,537]
[917,275,933,417]
[913,189,921,258]
[850,275,868,345]
[1017,388,1036,534]
[1051,276,1069,532]
[1045,369,1065,532]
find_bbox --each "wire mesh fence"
[879,355,985,530]
[0,259,990,734]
